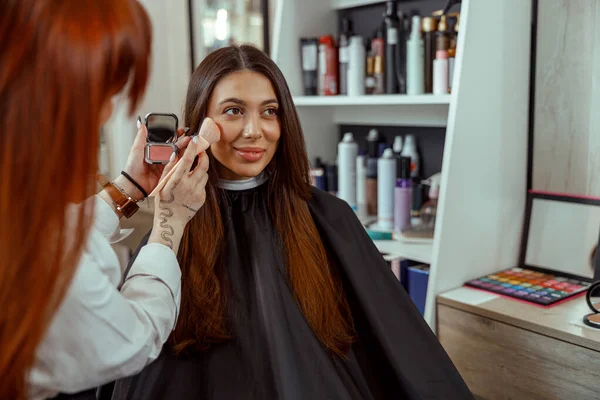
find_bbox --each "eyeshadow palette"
[465,267,592,307]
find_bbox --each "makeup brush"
[149,117,220,197]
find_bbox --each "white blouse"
[27,195,181,400]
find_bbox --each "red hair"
[0,1,151,397]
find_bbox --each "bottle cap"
[319,35,335,46]
[436,50,448,59]
[404,134,416,147]
[382,148,394,159]
[437,15,448,32]
[422,17,438,33]
[411,15,422,36]
[393,136,403,153]
[400,156,412,178]
[342,132,354,143]
[378,143,388,157]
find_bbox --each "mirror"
[146,114,178,143]
[525,196,600,279]
[532,0,600,199]
[588,283,600,313]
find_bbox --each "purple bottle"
[394,156,413,232]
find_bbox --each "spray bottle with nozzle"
[420,173,441,230]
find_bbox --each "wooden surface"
[533,0,600,197]
[438,303,600,400]
[438,287,600,352]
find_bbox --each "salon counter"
[437,287,600,400]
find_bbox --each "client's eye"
[225,107,242,116]
[264,108,278,116]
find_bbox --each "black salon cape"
[60,186,472,400]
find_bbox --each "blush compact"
[144,112,179,165]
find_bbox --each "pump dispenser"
[406,15,425,94]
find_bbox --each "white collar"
[216,171,269,191]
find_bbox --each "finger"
[176,127,189,139]
[158,151,179,182]
[167,135,202,183]
[132,116,148,148]
[195,171,209,190]
[174,136,192,152]
[191,151,209,175]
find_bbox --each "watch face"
[119,199,139,218]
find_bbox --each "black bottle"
[339,18,353,95]
[384,1,400,94]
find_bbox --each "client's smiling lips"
[235,147,265,162]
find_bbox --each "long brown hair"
[173,45,354,357]
[0,1,151,397]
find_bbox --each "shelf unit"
[272,0,532,331]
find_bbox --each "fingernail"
[183,127,190,134]
[170,152,176,162]
[136,116,142,130]
[192,135,199,144]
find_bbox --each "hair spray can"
[377,148,397,230]
[347,36,366,96]
[356,151,367,216]
[337,132,358,210]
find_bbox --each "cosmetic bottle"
[300,38,319,96]
[310,157,327,190]
[377,148,397,230]
[411,183,424,225]
[326,163,338,196]
[420,173,440,231]
[318,35,338,96]
[337,132,358,210]
[372,30,385,94]
[399,11,411,94]
[356,150,367,216]
[366,129,380,215]
[448,12,459,93]
[392,135,403,157]
[406,14,425,95]
[433,15,449,95]
[400,134,420,179]
[384,1,400,94]
[347,36,366,96]
[394,156,413,232]
[421,17,437,94]
[365,39,376,95]
[339,18,353,95]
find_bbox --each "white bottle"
[377,148,397,230]
[433,50,449,95]
[392,135,403,155]
[406,15,425,95]
[347,36,366,97]
[337,132,358,210]
[401,134,420,178]
[356,152,367,216]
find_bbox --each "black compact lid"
[399,156,411,179]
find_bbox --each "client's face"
[207,70,280,180]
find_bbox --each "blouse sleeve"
[27,195,181,398]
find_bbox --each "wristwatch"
[97,174,140,218]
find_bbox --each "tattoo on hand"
[182,204,199,213]
[158,180,179,249]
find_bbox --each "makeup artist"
[0,1,210,399]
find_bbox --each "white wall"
[105,0,192,178]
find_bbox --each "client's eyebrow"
[218,98,278,106]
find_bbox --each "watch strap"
[98,174,140,218]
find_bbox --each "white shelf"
[332,0,384,10]
[374,239,433,264]
[293,94,451,107]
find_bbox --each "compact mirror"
[146,113,178,143]
[583,282,600,328]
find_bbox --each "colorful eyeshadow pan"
[465,267,592,307]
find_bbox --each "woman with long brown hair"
[103,45,473,400]
[0,1,212,399]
